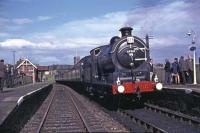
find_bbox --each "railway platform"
[0,82,51,126]
[163,84,200,93]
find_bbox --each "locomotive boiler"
[96,27,147,72]
[59,27,163,104]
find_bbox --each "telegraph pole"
[12,50,16,69]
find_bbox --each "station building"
[16,59,49,83]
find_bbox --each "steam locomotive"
[59,27,162,102]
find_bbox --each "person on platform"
[179,56,187,84]
[5,64,12,88]
[171,58,180,84]
[0,59,5,92]
[164,59,171,84]
[186,55,193,84]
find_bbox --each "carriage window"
[94,48,101,56]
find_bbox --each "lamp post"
[187,30,197,84]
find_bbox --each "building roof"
[16,59,37,69]
[37,66,49,71]
[49,65,73,70]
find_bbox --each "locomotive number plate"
[127,36,134,44]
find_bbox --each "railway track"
[118,109,167,133]
[21,84,106,132]
[144,103,200,127]
[148,87,200,118]
[36,86,91,132]
[117,103,200,133]
[20,84,200,132]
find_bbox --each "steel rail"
[69,91,92,133]
[36,88,56,133]
[118,109,168,133]
[144,103,200,127]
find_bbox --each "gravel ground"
[68,85,129,132]
[21,84,129,132]
[127,109,200,133]
[20,85,55,133]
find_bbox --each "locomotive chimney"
[119,27,133,37]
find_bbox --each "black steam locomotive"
[59,27,162,101]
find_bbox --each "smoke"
[124,6,159,36]
[123,0,200,63]
[124,0,199,35]
[123,0,168,33]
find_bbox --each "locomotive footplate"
[112,81,155,95]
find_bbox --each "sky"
[0,0,199,65]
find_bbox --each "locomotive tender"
[64,27,162,100]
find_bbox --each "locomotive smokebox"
[119,27,133,37]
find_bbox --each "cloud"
[125,1,190,32]
[12,18,33,25]
[1,0,199,65]
[33,1,199,50]
[151,36,184,47]
[0,32,10,37]
[0,39,33,48]
[0,18,9,26]
[29,11,127,50]
[0,39,56,49]
[35,56,60,64]
[123,1,200,52]
[61,11,127,37]
[0,38,99,49]
[37,16,53,21]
